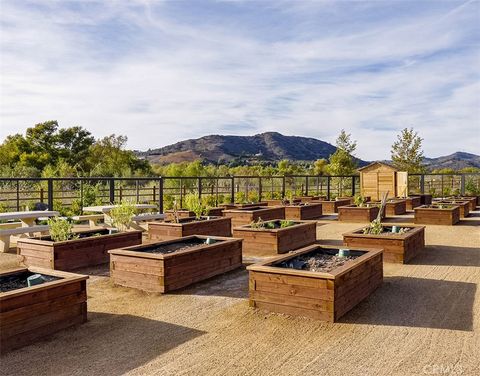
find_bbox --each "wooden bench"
[0,225,50,252]
[71,214,105,228]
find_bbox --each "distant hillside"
[140,132,365,165]
[423,152,480,171]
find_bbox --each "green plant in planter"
[184,193,209,219]
[47,217,78,242]
[280,220,295,228]
[109,201,137,231]
[284,191,295,205]
[250,217,265,229]
[354,195,367,207]
[363,192,388,235]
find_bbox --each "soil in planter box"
[0,271,61,293]
[135,238,225,255]
[276,249,363,273]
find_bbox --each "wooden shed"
[359,162,408,200]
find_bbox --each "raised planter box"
[232,220,316,257]
[265,199,300,207]
[414,205,460,225]
[385,199,407,216]
[284,203,323,220]
[417,194,433,205]
[343,225,425,263]
[0,267,88,353]
[247,244,383,322]
[17,229,143,271]
[207,207,225,216]
[234,202,268,208]
[109,235,242,293]
[443,197,477,212]
[164,209,194,221]
[404,196,421,211]
[315,198,352,213]
[296,196,325,202]
[338,204,380,222]
[434,200,470,218]
[148,216,232,240]
[223,206,285,227]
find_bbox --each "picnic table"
[0,210,59,252]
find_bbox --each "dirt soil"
[1,212,479,376]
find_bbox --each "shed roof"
[357,161,398,172]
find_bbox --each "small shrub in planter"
[247,244,383,322]
[109,235,242,293]
[343,225,425,263]
[0,267,88,353]
[232,219,316,256]
[414,204,460,225]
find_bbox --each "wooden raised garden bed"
[247,244,383,322]
[265,199,300,207]
[165,209,194,221]
[148,216,232,240]
[404,196,421,211]
[434,200,470,218]
[417,194,433,205]
[17,229,142,271]
[0,267,88,353]
[234,202,268,208]
[207,207,225,216]
[343,225,425,263]
[315,198,352,214]
[414,205,460,225]
[296,196,325,202]
[442,197,477,212]
[232,220,316,257]
[284,203,323,220]
[338,204,381,222]
[109,235,242,293]
[223,206,285,227]
[385,199,407,216]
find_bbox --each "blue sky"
[0,0,479,160]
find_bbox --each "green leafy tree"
[326,130,357,175]
[312,158,328,175]
[391,128,425,173]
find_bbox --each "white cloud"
[0,0,479,160]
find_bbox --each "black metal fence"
[0,173,479,215]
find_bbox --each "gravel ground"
[1,212,479,376]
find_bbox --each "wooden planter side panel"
[18,232,142,271]
[165,210,194,221]
[333,252,383,320]
[0,279,87,353]
[284,204,323,220]
[207,208,224,216]
[437,201,470,218]
[406,197,421,211]
[414,207,460,225]
[224,207,285,227]
[110,240,242,293]
[249,270,336,322]
[149,218,232,241]
[317,199,351,213]
[343,228,425,264]
[338,206,379,222]
[418,195,433,205]
[385,200,407,216]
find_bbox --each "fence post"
[136,180,140,203]
[40,188,44,203]
[231,177,235,203]
[198,177,202,199]
[16,181,20,211]
[79,180,83,215]
[461,174,466,196]
[47,179,54,211]
[109,179,115,203]
[351,176,356,197]
[258,177,262,201]
[159,178,164,213]
[282,176,286,198]
[327,176,331,200]
[305,177,309,196]
[420,174,425,194]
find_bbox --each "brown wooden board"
[314,199,352,213]
[404,196,421,211]
[384,199,407,216]
[343,225,425,263]
[222,206,285,227]
[148,216,232,240]
[164,210,195,221]
[338,205,381,223]
[0,267,88,354]
[232,221,317,256]
[265,199,300,207]
[414,205,460,225]
[247,244,383,322]
[284,203,323,220]
[109,235,242,293]
[433,200,470,218]
[17,230,142,271]
[417,194,433,205]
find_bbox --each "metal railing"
[0,173,479,214]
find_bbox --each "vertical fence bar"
[16,181,20,211]
[153,186,156,203]
[258,177,262,201]
[47,179,54,211]
[80,180,83,215]
[231,177,235,203]
[351,176,356,197]
[305,177,309,196]
[420,174,425,194]
[198,178,202,199]
[40,188,44,203]
[327,176,331,200]
[135,180,140,203]
[461,174,466,196]
[282,176,286,198]
[109,179,115,203]
[159,177,164,213]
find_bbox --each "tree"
[312,158,328,175]
[326,130,357,176]
[391,128,425,173]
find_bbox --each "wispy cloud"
[0,0,479,159]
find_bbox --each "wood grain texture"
[338,205,380,223]
[222,207,285,227]
[284,204,323,220]
[414,205,460,225]
[148,217,232,240]
[314,199,351,214]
